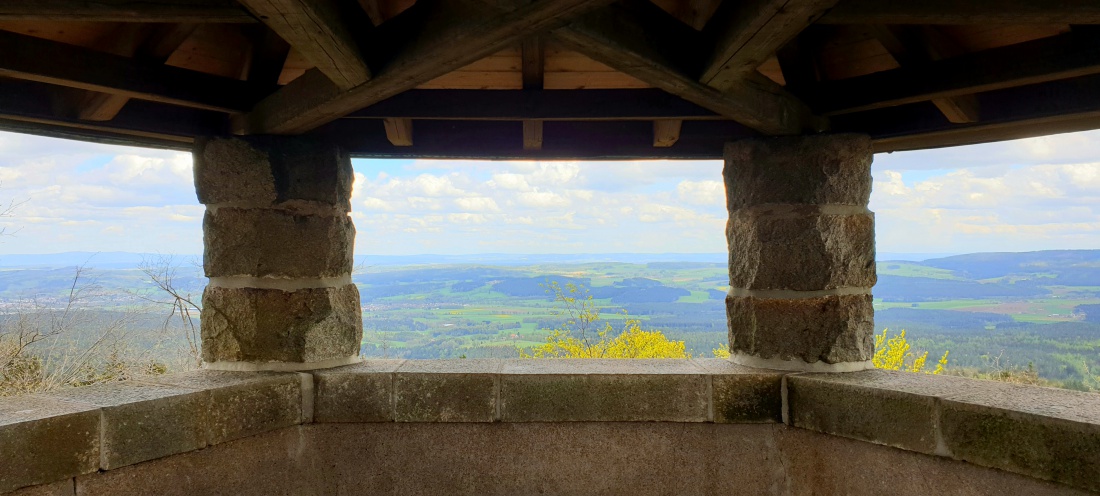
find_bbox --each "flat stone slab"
[44,382,208,470]
[312,360,406,423]
[788,370,1100,492]
[394,360,503,422]
[0,396,99,493]
[142,371,303,445]
[500,359,708,422]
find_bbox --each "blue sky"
[0,129,1097,256]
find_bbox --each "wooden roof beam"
[346,89,720,120]
[0,0,256,22]
[816,29,1100,116]
[521,35,544,149]
[0,30,269,114]
[553,1,824,135]
[237,0,371,90]
[819,0,1100,25]
[234,0,617,135]
[700,0,837,92]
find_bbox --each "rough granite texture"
[143,371,302,445]
[45,382,208,470]
[4,480,73,496]
[203,207,354,278]
[312,360,406,423]
[393,360,501,422]
[193,137,352,211]
[788,369,1100,493]
[723,134,873,209]
[727,294,875,363]
[726,209,876,290]
[0,397,99,493]
[499,359,708,422]
[200,284,363,363]
[787,372,940,454]
[58,422,1092,496]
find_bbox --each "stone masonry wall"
[193,137,362,368]
[723,134,876,370]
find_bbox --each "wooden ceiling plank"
[235,0,618,135]
[553,2,824,135]
[818,30,1100,116]
[0,0,256,22]
[653,119,682,146]
[701,0,837,91]
[0,29,267,113]
[237,0,371,90]
[819,0,1100,25]
[79,23,200,121]
[870,25,979,123]
[383,117,413,145]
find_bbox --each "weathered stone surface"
[778,427,1091,496]
[201,284,363,363]
[693,359,783,423]
[0,396,99,493]
[939,383,1100,492]
[193,137,352,210]
[203,208,354,278]
[74,427,310,496]
[46,382,208,470]
[727,209,876,290]
[304,423,788,495]
[312,360,406,423]
[723,133,873,209]
[5,479,74,496]
[500,360,708,422]
[144,371,302,445]
[727,294,874,363]
[193,137,276,206]
[394,360,500,422]
[786,371,949,454]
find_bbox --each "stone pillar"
[723,134,876,372]
[193,137,362,371]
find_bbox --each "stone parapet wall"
[723,134,877,370]
[192,137,362,368]
[2,361,1098,495]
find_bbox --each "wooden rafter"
[870,25,978,123]
[700,0,837,92]
[843,73,1100,152]
[0,30,268,114]
[652,119,682,147]
[383,117,412,145]
[819,0,1100,25]
[0,0,256,22]
[234,0,618,135]
[237,0,370,90]
[815,30,1100,116]
[553,1,824,135]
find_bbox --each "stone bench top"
[2,360,1099,494]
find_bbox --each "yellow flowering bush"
[873,328,948,374]
[522,281,688,359]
